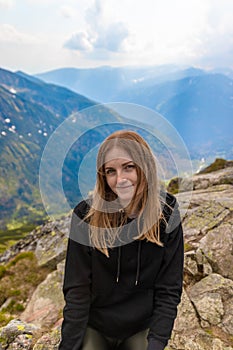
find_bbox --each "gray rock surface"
[21,262,65,328]
[0,320,39,350]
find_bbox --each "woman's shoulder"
[73,197,92,219]
[160,191,179,222]
[160,191,177,208]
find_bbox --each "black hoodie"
[59,192,184,350]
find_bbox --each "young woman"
[59,130,184,350]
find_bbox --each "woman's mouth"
[116,185,134,189]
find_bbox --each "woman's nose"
[116,171,127,184]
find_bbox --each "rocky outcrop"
[33,328,60,350]
[21,262,65,328]
[0,320,39,349]
[167,164,233,194]
[0,215,70,265]
[0,164,233,349]
[166,167,233,350]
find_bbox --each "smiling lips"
[116,184,134,190]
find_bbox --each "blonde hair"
[85,130,164,256]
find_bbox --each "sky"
[0,0,233,74]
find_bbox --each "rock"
[21,261,65,328]
[189,274,233,332]
[183,167,233,191]
[0,215,70,266]
[177,184,233,209]
[195,248,213,276]
[170,330,216,350]
[184,251,199,277]
[193,292,224,326]
[182,200,230,240]
[34,217,69,268]
[173,288,200,332]
[221,298,233,335]
[6,334,33,350]
[169,331,233,350]
[194,167,233,188]
[0,228,43,264]
[199,159,233,174]
[33,328,61,350]
[0,319,39,349]
[189,273,233,299]
[198,219,233,279]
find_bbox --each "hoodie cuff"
[147,338,165,350]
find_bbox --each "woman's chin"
[117,195,134,208]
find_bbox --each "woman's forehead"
[104,147,132,164]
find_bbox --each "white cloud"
[0,0,14,9]
[63,0,129,55]
[95,22,129,51]
[1,0,233,72]
[0,24,36,44]
[60,5,75,18]
[25,0,57,3]
[113,0,233,68]
[189,0,233,67]
[64,31,93,51]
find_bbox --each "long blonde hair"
[85,130,164,256]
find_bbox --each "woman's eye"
[124,164,135,171]
[105,169,115,175]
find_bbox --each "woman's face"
[104,147,138,207]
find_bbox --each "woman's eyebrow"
[122,161,134,166]
[105,161,134,169]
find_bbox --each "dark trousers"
[82,327,148,350]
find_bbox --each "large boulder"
[198,219,233,280]
[188,274,233,332]
[172,288,200,332]
[34,217,69,269]
[21,262,65,328]
[179,185,233,244]
[171,167,233,350]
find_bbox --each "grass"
[199,158,233,174]
[0,223,38,254]
[0,252,53,326]
[166,177,181,194]
[184,242,194,252]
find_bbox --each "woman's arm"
[147,200,184,350]
[59,206,92,350]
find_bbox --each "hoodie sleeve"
[147,195,184,350]
[59,204,92,350]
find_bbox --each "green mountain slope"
[0,68,97,246]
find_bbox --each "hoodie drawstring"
[116,246,121,283]
[135,240,141,286]
[116,241,142,286]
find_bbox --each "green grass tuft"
[199,158,233,174]
[0,251,53,326]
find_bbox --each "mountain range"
[0,68,94,233]
[37,66,233,159]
